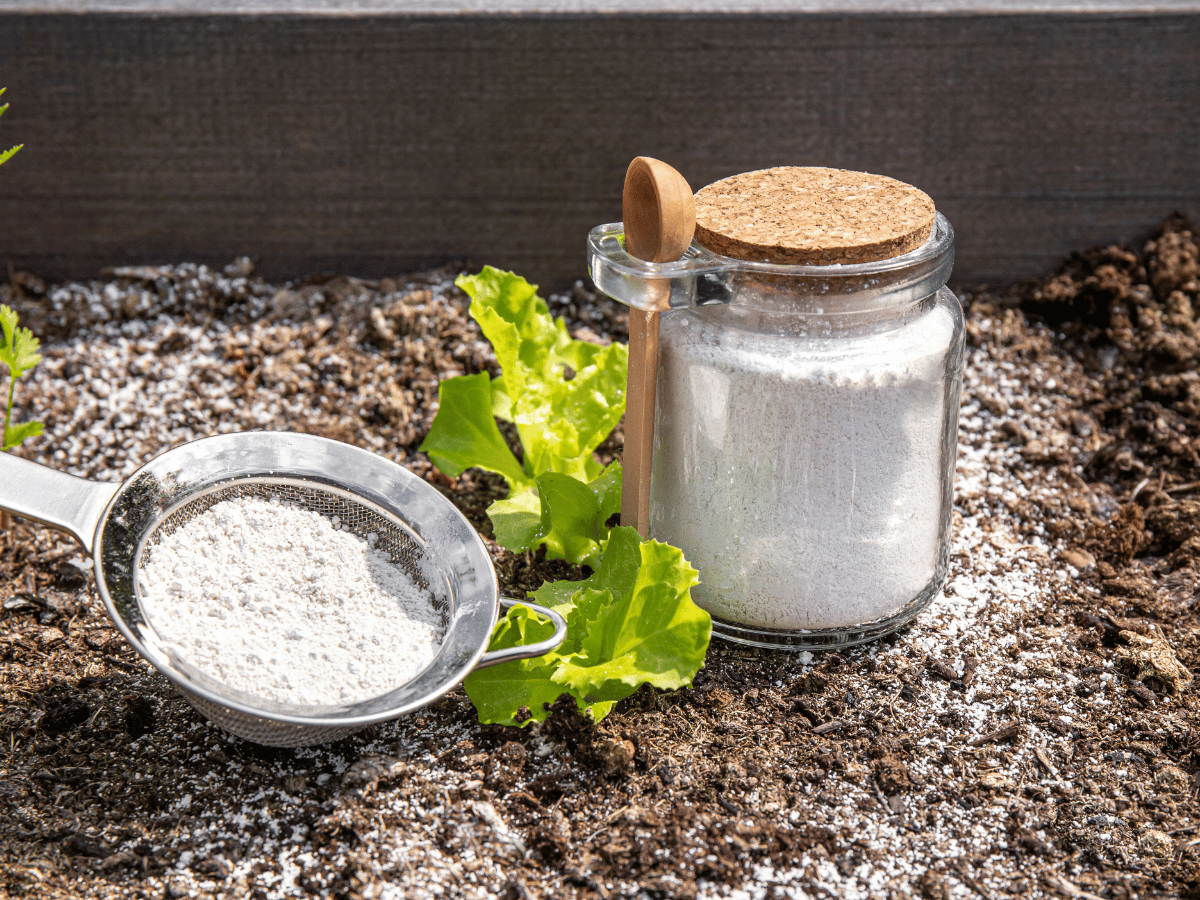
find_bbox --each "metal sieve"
[0,432,566,746]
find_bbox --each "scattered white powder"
[16,269,1109,897]
[138,495,443,706]
[650,296,961,631]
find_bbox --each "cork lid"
[694,167,936,266]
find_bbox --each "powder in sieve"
[138,495,443,706]
[650,300,959,631]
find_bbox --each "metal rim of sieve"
[0,432,565,745]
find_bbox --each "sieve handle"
[473,597,568,670]
[0,454,121,554]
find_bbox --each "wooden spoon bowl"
[623,157,696,264]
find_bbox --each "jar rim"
[587,213,954,314]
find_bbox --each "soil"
[1,216,1198,900]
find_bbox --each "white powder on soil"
[138,495,443,706]
[651,299,961,631]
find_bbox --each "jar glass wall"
[650,285,963,648]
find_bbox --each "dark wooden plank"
[10,1,1200,12]
[0,10,1197,287]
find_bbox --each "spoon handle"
[622,306,660,538]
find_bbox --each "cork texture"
[694,167,936,265]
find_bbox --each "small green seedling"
[0,88,22,167]
[1,305,43,450]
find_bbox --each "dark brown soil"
[1,218,1198,899]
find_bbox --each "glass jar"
[588,211,963,650]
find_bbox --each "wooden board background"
[0,8,1197,288]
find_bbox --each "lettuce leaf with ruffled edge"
[463,527,709,725]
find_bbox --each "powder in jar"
[138,495,443,706]
[650,300,959,631]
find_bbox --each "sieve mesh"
[137,478,450,626]
[131,477,454,743]
[142,480,426,586]
[178,688,367,748]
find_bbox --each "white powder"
[650,297,961,631]
[138,495,443,706]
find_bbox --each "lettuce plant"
[421,268,710,724]
[421,267,628,568]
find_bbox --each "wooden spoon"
[621,157,695,538]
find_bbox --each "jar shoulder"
[659,288,964,374]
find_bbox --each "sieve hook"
[0,454,120,554]
[473,597,568,670]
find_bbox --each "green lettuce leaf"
[458,267,561,403]
[464,527,710,726]
[486,463,622,569]
[422,268,628,566]
[512,342,626,481]
[552,528,708,702]
[418,372,530,491]
[462,604,565,725]
[487,488,543,552]
[455,268,627,481]
[533,465,622,568]
[490,375,513,421]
